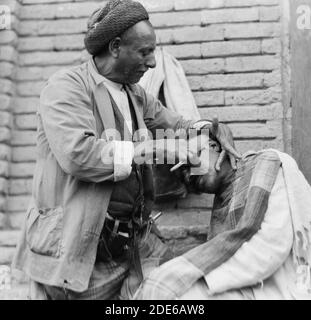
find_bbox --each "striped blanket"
[134,150,281,300]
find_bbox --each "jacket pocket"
[26,205,63,258]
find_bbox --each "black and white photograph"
[0,0,311,303]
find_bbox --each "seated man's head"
[186,137,233,194]
[84,0,156,84]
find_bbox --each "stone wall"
[0,0,287,262]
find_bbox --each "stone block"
[225,55,280,72]
[10,163,36,179]
[201,7,259,24]
[12,146,37,162]
[193,91,225,107]
[180,59,225,75]
[7,196,31,212]
[225,87,282,105]
[11,130,36,146]
[17,81,45,97]
[12,97,39,114]
[164,44,201,59]
[174,0,224,10]
[150,11,200,28]
[15,114,37,130]
[9,179,33,196]
[224,22,281,39]
[201,40,261,58]
[0,95,11,111]
[188,73,264,91]
[0,144,11,162]
[19,51,81,66]
[0,62,15,79]
[0,230,20,246]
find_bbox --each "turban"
[84,0,149,56]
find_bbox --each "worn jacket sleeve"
[39,70,132,183]
[204,169,293,294]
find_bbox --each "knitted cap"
[84,0,149,56]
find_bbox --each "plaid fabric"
[135,150,281,300]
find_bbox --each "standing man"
[12,0,240,300]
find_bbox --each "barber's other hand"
[210,116,241,171]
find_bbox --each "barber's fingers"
[215,150,226,171]
[229,153,238,170]
[220,141,241,159]
[211,116,219,133]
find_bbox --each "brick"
[174,0,224,10]
[8,211,27,230]
[16,66,67,81]
[264,70,281,87]
[0,79,14,95]
[225,23,281,39]
[180,59,225,75]
[224,0,279,6]
[81,50,91,63]
[0,95,11,111]
[201,8,259,24]
[19,19,87,36]
[17,81,45,97]
[164,44,201,59]
[0,30,17,45]
[0,177,8,194]
[0,127,11,143]
[0,196,6,211]
[225,88,282,105]
[15,114,37,130]
[0,46,18,63]
[0,145,11,162]
[0,161,9,177]
[10,163,35,178]
[12,97,39,114]
[9,179,33,196]
[150,11,200,28]
[0,230,20,246]
[260,6,280,21]
[20,2,99,20]
[225,55,280,72]
[138,0,174,12]
[193,91,225,107]
[188,73,264,91]
[0,111,11,128]
[228,122,279,139]
[201,40,261,58]
[19,51,81,66]
[157,25,224,44]
[0,213,8,229]
[22,0,71,3]
[199,104,283,123]
[12,146,37,163]
[0,247,15,264]
[0,62,15,79]
[11,130,36,146]
[262,38,281,53]
[7,196,31,212]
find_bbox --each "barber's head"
[84,0,156,84]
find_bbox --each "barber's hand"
[133,139,200,165]
[210,116,241,171]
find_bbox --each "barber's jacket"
[12,58,194,292]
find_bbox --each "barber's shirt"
[101,77,133,136]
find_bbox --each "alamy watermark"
[0,5,11,30]
[297,5,311,30]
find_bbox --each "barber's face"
[117,21,156,84]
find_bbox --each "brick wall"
[0,0,288,262]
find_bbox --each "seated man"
[134,137,311,300]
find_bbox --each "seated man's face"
[199,139,226,193]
